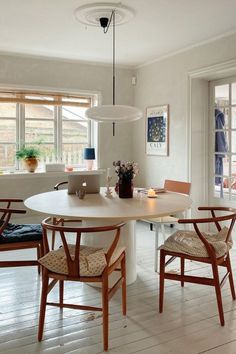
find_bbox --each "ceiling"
[1,0,236,67]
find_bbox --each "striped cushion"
[39,244,125,276]
[159,227,231,258]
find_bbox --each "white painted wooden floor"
[1,222,236,354]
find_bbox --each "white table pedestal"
[81,219,136,285]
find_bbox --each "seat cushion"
[0,221,42,244]
[159,227,231,258]
[39,244,125,277]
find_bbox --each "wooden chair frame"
[38,218,126,352]
[52,181,81,250]
[0,198,42,272]
[159,206,236,326]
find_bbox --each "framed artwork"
[146,104,169,156]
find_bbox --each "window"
[212,80,236,200]
[0,91,93,170]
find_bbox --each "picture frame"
[146,104,169,156]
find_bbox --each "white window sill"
[0,169,105,179]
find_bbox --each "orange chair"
[38,218,126,351]
[159,206,236,326]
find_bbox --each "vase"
[24,158,38,173]
[118,178,133,198]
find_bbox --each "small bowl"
[65,166,73,172]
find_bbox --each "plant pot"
[24,158,38,173]
[118,178,133,198]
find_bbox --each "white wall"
[133,32,236,215]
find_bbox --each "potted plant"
[16,146,41,173]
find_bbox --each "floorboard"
[1,222,236,353]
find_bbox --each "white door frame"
[187,59,236,218]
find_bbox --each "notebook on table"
[138,188,166,194]
[67,174,101,194]
[152,188,166,193]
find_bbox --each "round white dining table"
[25,188,192,285]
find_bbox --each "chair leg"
[154,224,161,272]
[159,250,165,313]
[225,254,236,300]
[181,258,185,287]
[37,243,42,275]
[59,280,64,307]
[102,273,109,351]
[211,260,225,326]
[38,270,49,341]
[121,253,127,316]
[37,245,40,275]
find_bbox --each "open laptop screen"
[67,174,101,194]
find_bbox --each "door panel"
[209,77,236,206]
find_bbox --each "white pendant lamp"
[75,3,143,136]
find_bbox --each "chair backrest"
[0,199,26,236]
[164,179,191,195]
[54,181,68,190]
[41,217,125,277]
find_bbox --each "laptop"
[67,174,101,194]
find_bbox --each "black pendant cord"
[101,10,116,136]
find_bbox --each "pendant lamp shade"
[85,104,142,122]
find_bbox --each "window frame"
[0,90,96,171]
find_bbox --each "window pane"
[62,106,87,121]
[215,108,229,129]
[232,155,236,175]
[0,119,16,142]
[232,83,236,105]
[215,130,228,153]
[231,131,236,153]
[62,121,88,143]
[25,143,55,157]
[214,186,229,200]
[62,143,87,165]
[0,144,16,168]
[215,84,229,106]
[25,120,54,143]
[232,107,236,128]
[25,104,54,119]
[215,155,229,181]
[0,103,16,117]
